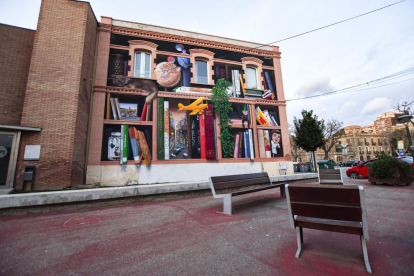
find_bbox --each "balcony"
[359,151,364,154]
[372,142,377,145]
[367,151,372,154]
[358,142,363,146]
[378,142,383,146]
[365,142,370,145]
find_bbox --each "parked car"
[341,161,355,167]
[398,156,414,168]
[346,159,377,179]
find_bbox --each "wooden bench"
[209,172,286,215]
[285,184,372,273]
[318,169,343,185]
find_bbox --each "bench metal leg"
[280,185,286,198]
[295,227,302,258]
[222,194,232,215]
[360,235,372,274]
[300,227,303,244]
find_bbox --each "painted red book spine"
[237,131,243,158]
[233,132,240,158]
[141,102,147,121]
[199,112,206,159]
[204,104,216,160]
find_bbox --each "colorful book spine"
[115,98,122,120]
[110,98,118,120]
[128,127,141,163]
[263,130,271,158]
[164,101,170,160]
[190,115,199,158]
[121,124,129,164]
[244,131,249,158]
[141,102,147,121]
[263,110,274,126]
[264,71,276,100]
[239,74,245,97]
[106,94,111,120]
[197,115,201,157]
[233,132,240,158]
[138,130,151,166]
[199,113,206,159]
[157,98,164,160]
[144,128,152,156]
[258,129,265,158]
[248,129,254,160]
[145,103,149,121]
[238,131,243,158]
[204,104,216,160]
[256,107,271,126]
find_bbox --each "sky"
[1,0,413,128]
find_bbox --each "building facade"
[0,0,292,192]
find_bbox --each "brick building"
[0,0,292,192]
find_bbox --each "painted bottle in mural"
[108,132,121,160]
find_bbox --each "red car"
[346,159,377,179]
[346,157,414,179]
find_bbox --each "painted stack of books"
[255,106,279,126]
[106,95,152,121]
[157,98,217,160]
[232,130,255,160]
[229,104,255,127]
[173,87,212,94]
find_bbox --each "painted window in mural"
[195,60,208,84]
[246,67,258,89]
[134,52,151,78]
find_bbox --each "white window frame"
[195,59,209,84]
[246,66,258,89]
[134,51,151,78]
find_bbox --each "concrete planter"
[368,167,413,186]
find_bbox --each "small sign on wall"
[24,145,41,161]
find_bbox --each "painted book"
[238,131,243,158]
[110,98,118,120]
[106,94,111,120]
[239,74,246,96]
[138,130,151,166]
[115,98,122,120]
[199,113,206,159]
[141,102,147,121]
[258,129,265,158]
[164,100,170,160]
[190,115,199,158]
[244,130,250,158]
[233,132,241,158]
[263,130,271,158]
[144,128,152,156]
[121,124,129,165]
[264,71,276,100]
[248,128,254,160]
[204,104,216,160]
[231,70,241,97]
[168,99,190,159]
[120,103,139,120]
[157,98,165,160]
[128,127,141,163]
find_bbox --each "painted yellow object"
[178,97,208,115]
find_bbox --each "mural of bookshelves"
[98,33,285,165]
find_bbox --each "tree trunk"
[312,151,318,172]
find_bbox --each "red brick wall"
[15,0,97,191]
[0,24,35,126]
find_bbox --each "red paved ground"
[0,174,413,275]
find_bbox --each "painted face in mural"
[272,131,280,144]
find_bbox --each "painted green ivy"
[211,78,234,158]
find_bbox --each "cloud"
[360,98,391,115]
[341,101,357,112]
[364,44,378,64]
[294,75,334,97]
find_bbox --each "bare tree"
[289,124,305,162]
[393,99,413,115]
[322,119,345,160]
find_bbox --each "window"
[379,146,382,151]
[195,60,208,84]
[246,67,258,89]
[134,52,151,78]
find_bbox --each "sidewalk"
[0,173,318,209]
[0,176,412,275]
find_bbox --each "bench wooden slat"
[291,202,362,222]
[319,169,341,174]
[295,216,363,235]
[232,184,283,196]
[213,176,270,191]
[211,172,268,183]
[288,184,360,205]
[320,174,342,180]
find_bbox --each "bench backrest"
[318,169,343,184]
[285,184,368,238]
[210,173,271,195]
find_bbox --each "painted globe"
[154,62,181,88]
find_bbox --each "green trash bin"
[317,160,335,170]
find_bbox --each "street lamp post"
[397,115,414,157]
